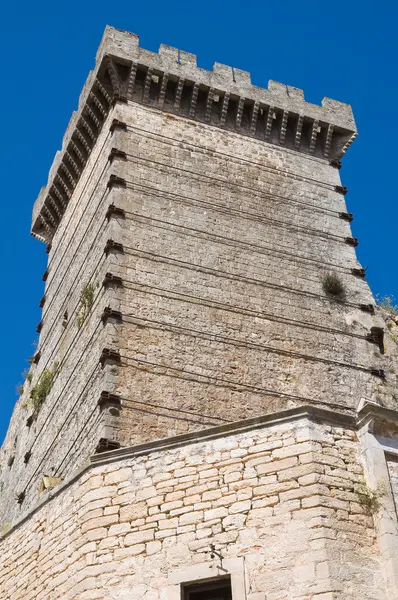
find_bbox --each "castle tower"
[1,26,398,600]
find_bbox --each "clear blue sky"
[0,1,397,444]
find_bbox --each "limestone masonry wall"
[0,415,389,600]
[105,101,388,448]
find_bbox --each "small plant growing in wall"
[29,362,59,414]
[17,368,34,403]
[377,294,398,317]
[355,479,385,514]
[1,523,10,535]
[322,272,345,297]
[76,282,96,329]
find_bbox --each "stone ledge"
[357,402,398,433]
[88,404,356,468]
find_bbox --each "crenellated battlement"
[97,26,356,131]
[31,25,357,243]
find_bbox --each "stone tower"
[1,25,398,600]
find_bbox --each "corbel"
[42,206,57,230]
[235,97,245,130]
[60,161,76,187]
[36,321,43,334]
[108,148,127,164]
[158,72,169,109]
[84,104,101,129]
[98,391,122,410]
[39,214,54,238]
[96,78,113,105]
[48,194,63,219]
[330,158,342,169]
[110,119,127,133]
[294,115,304,150]
[359,304,375,315]
[105,204,126,221]
[324,124,334,158]
[142,68,154,104]
[101,307,123,324]
[351,268,366,278]
[219,92,230,126]
[52,183,68,209]
[70,139,87,165]
[360,304,375,314]
[204,88,214,123]
[95,438,121,453]
[309,120,319,154]
[249,102,260,136]
[107,174,126,189]
[104,240,124,257]
[279,110,289,145]
[345,237,359,247]
[337,132,358,159]
[126,62,138,100]
[65,151,82,178]
[103,273,123,288]
[174,77,185,110]
[105,56,122,101]
[75,128,92,154]
[99,348,121,367]
[89,91,108,118]
[188,83,199,118]
[48,195,63,220]
[80,115,96,142]
[370,368,386,379]
[339,212,354,222]
[335,185,348,195]
[264,107,274,141]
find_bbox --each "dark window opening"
[182,577,232,600]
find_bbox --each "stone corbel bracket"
[31,57,117,243]
[31,26,358,244]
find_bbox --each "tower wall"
[1,26,397,600]
[106,100,383,452]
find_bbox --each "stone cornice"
[357,402,398,432]
[31,25,357,245]
[89,404,356,466]
[31,63,114,243]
